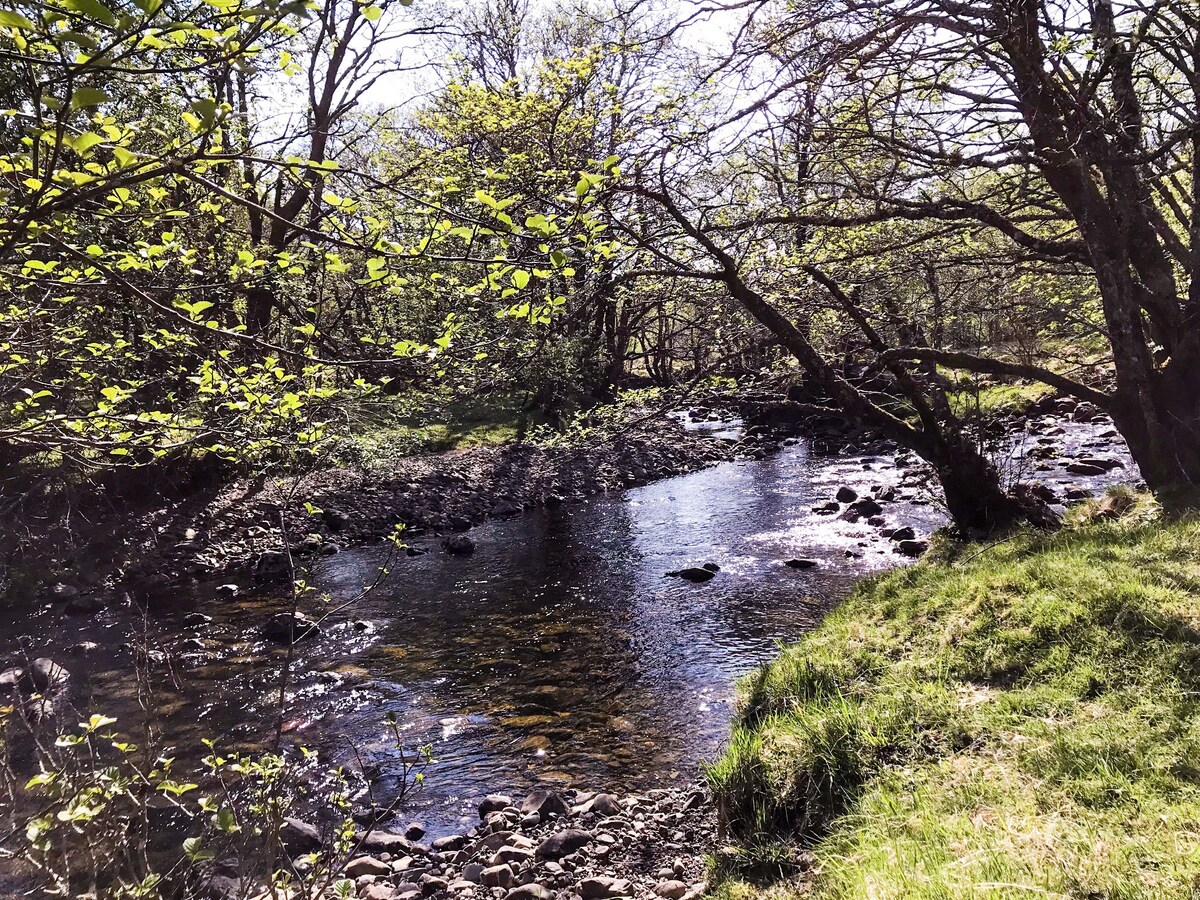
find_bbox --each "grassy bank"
[708,504,1200,898]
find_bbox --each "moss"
[709,512,1200,899]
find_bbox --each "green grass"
[334,395,537,470]
[708,508,1200,899]
[947,380,1054,417]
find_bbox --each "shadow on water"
[0,419,1134,834]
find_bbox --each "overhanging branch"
[881,347,1111,408]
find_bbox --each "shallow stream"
[1,417,1133,834]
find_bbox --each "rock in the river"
[784,558,819,569]
[323,508,352,532]
[701,562,720,572]
[479,794,514,818]
[405,822,426,841]
[490,500,522,517]
[669,567,715,583]
[897,539,929,557]
[835,486,858,503]
[522,788,570,819]
[261,612,320,644]
[281,818,321,854]
[64,595,104,615]
[254,550,292,584]
[889,526,915,542]
[29,658,70,693]
[535,829,592,860]
[443,534,476,555]
[850,498,884,516]
[47,583,80,601]
[1065,461,1106,476]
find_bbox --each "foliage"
[0,698,432,899]
[0,0,618,471]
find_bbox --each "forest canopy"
[2,0,1198,531]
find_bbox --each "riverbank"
[707,501,1200,898]
[0,412,749,606]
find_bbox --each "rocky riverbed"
[243,786,717,900]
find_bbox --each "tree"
[706,0,1200,506]
[0,0,612,469]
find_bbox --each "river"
[0,416,1132,836]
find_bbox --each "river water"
[1,417,1133,835]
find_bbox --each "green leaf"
[361,5,382,20]
[0,9,35,28]
[63,0,118,26]
[70,132,105,154]
[512,270,530,289]
[190,97,219,128]
[71,87,111,109]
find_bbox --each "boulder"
[535,829,592,860]
[64,595,104,615]
[589,793,622,817]
[431,834,466,853]
[580,877,632,899]
[492,846,534,866]
[323,508,352,532]
[345,856,391,878]
[47,583,80,601]
[261,612,320,644]
[655,883,689,900]
[29,658,70,693]
[889,526,915,542]
[479,794,514,818]
[253,551,292,584]
[1065,462,1106,476]
[668,567,715,583]
[504,886,553,900]
[359,830,414,854]
[521,788,570,819]
[443,535,476,556]
[835,486,858,503]
[1077,457,1123,471]
[280,818,321,854]
[482,865,515,889]
[784,558,819,570]
[897,540,929,558]
[850,498,883,516]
